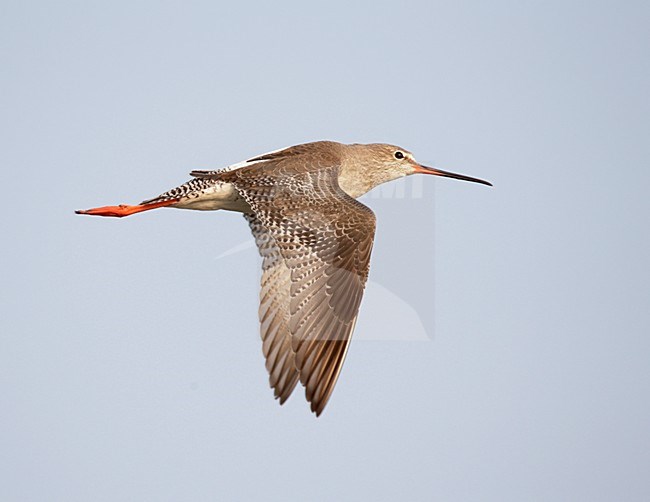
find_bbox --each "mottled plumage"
[245,213,299,403]
[76,140,491,415]
[193,143,375,415]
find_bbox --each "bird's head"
[340,143,492,198]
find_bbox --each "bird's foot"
[75,204,142,217]
[75,199,179,218]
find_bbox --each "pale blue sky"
[2,1,649,500]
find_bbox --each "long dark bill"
[414,164,492,186]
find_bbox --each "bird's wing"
[203,150,375,415]
[244,213,300,404]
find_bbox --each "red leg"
[75,199,179,218]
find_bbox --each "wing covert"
[229,152,375,415]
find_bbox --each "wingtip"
[311,402,325,417]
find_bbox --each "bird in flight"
[77,141,491,416]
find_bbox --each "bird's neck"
[338,146,403,199]
[336,146,372,198]
[338,171,373,198]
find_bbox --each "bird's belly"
[174,182,251,212]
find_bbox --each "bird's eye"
[394,151,405,159]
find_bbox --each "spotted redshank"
[76,141,491,415]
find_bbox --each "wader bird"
[77,141,491,416]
